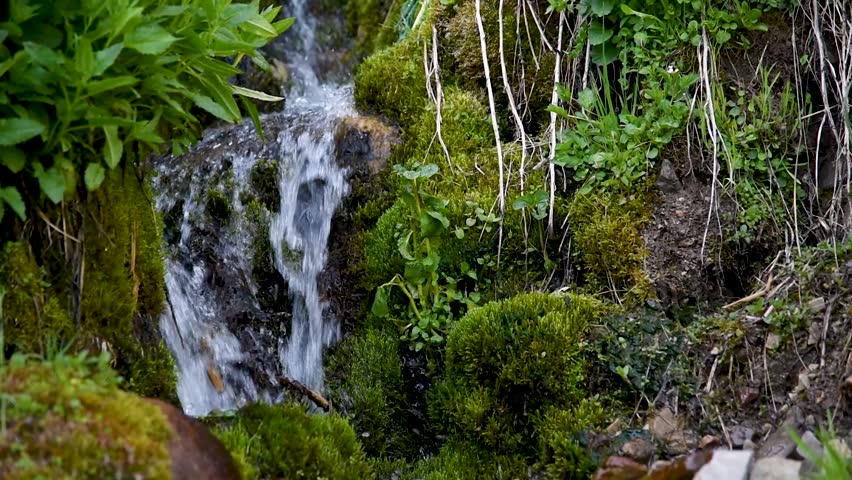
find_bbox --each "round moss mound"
[0,352,172,480]
[211,402,372,480]
[438,292,604,453]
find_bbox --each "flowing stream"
[154,0,352,416]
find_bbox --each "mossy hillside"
[435,292,605,454]
[400,440,527,480]
[535,401,609,479]
[0,352,172,480]
[210,402,373,480]
[0,166,175,401]
[326,326,412,457]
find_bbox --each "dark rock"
[738,385,760,407]
[656,159,682,193]
[729,425,756,449]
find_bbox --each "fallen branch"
[280,375,330,411]
[722,274,775,312]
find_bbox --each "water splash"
[155,0,354,416]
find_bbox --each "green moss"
[210,402,372,480]
[353,30,428,126]
[401,441,526,480]
[125,339,178,403]
[0,241,74,354]
[327,327,409,457]
[362,199,407,290]
[248,157,280,211]
[569,192,651,301]
[437,292,604,454]
[210,421,260,480]
[535,400,609,479]
[206,187,232,223]
[0,352,172,479]
[345,0,402,57]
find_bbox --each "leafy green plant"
[512,189,554,272]
[789,415,852,480]
[552,69,696,194]
[371,163,481,351]
[0,0,291,222]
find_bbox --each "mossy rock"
[436,292,605,454]
[535,400,610,479]
[210,402,372,480]
[362,199,408,290]
[0,352,173,479]
[248,157,281,211]
[327,326,413,457]
[569,192,651,302]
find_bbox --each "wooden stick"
[722,274,774,312]
[280,376,330,411]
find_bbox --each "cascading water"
[154,0,353,416]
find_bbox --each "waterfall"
[155,0,353,416]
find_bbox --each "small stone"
[675,209,685,218]
[751,457,802,480]
[729,426,756,449]
[647,407,684,440]
[757,427,798,458]
[805,415,816,426]
[666,430,698,456]
[743,439,757,450]
[796,431,823,460]
[807,321,822,346]
[694,449,753,480]
[806,296,826,312]
[700,435,721,449]
[620,438,656,464]
[656,159,682,193]
[738,386,760,407]
[766,332,781,350]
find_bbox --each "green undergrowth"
[0,351,172,479]
[0,166,176,401]
[209,402,373,480]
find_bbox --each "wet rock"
[729,426,755,449]
[750,457,801,480]
[665,430,698,456]
[620,438,656,464]
[592,456,648,480]
[656,159,682,193]
[694,449,753,480]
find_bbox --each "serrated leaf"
[33,163,66,203]
[0,147,26,172]
[84,163,106,191]
[103,126,122,168]
[23,41,66,72]
[0,186,26,220]
[577,88,597,110]
[243,15,278,37]
[587,22,613,45]
[0,117,45,145]
[93,43,123,76]
[232,85,283,102]
[185,91,233,123]
[126,24,177,55]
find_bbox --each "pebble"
[766,333,781,350]
[620,438,656,464]
[666,430,698,456]
[751,457,801,480]
[738,386,760,407]
[729,426,755,449]
[757,427,798,459]
[694,449,753,480]
[647,407,683,440]
[797,430,823,475]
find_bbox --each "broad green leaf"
[23,41,65,71]
[0,51,27,79]
[577,88,597,110]
[33,163,66,203]
[0,117,45,145]
[588,0,617,16]
[222,3,257,26]
[426,210,450,229]
[194,74,241,122]
[150,5,190,18]
[0,147,26,172]
[126,25,177,55]
[103,126,122,168]
[397,230,415,261]
[195,56,242,77]
[0,186,26,220]
[75,37,94,80]
[87,76,138,96]
[587,23,613,45]
[84,163,106,191]
[93,43,123,76]
[232,85,283,102]
[240,96,264,141]
[242,15,278,37]
[10,1,40,23]
[591,41,618,66]
[273,18,296,35]
[185,91,233,122]
[546,104,570,119]
[371,287,390,317]
[620,4,660,20]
